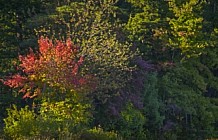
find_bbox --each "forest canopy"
[0,0,218,139]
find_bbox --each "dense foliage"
[0,0,218,139]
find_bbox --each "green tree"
[34,0,137,97]
[143,73,164,139]
[159,62,217,139]
[125,0,218,139]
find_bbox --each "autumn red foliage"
[2,37,96,98]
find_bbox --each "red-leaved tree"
[2,37,96,98]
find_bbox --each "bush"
[119,103,147,139]
[4,105,40,139]
[3,95,92,139]
[80,126,121,140]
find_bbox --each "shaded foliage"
[0,0,218,139]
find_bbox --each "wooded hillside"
[0,0,217,139]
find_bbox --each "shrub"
[80,126,121,140]
[4,95,92,139]
[4,105,39,139]
[119,103,147,139]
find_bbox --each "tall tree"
[33,0,137,94]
